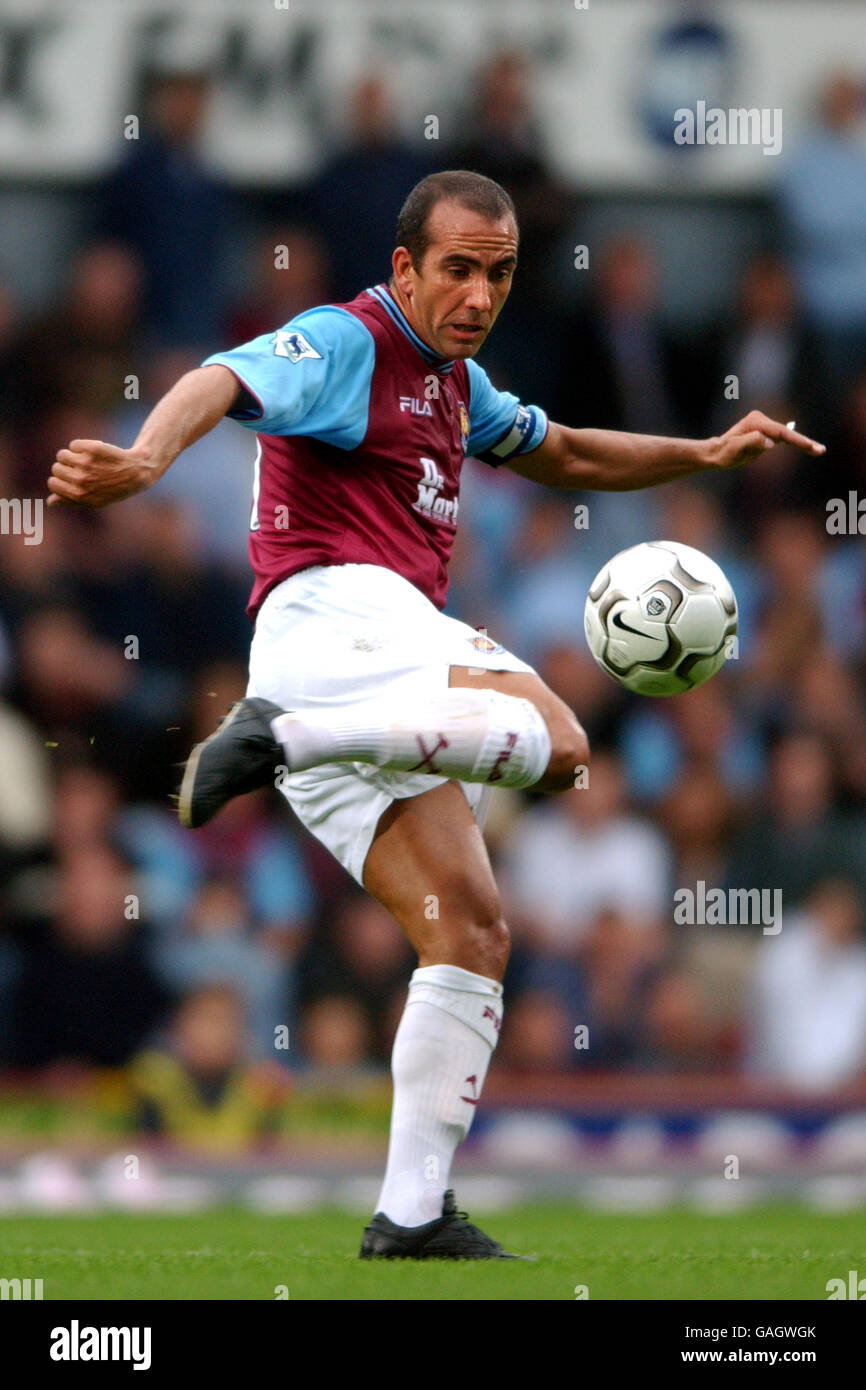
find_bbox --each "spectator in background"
[129,985,287,1151]
[726,732,866,907]
[500,751,671,1008]
[705,252,830,525]
[10,243,144,424]
[555,235,688,437]
[662,764,760,1068]
[830,366,866,498]
[778,72,866,401]
[0,500,90,636]
[71,496,251,683]
[440,512,509,633]
[621,678,764,805]
[498,909,679,1074]
[807,370,866,672]
[660,762,738,891]
[151,879,296,1064]
[786,647,866,800]
[746,878,866,1090]
[708,253,825,450]
[551,237,716,572]
[448,456,536,622]
[746,512,820,699]
[97,70,231,349]
[8,248,144,497]
[496,989,575,1072]
[299,894,413,1064]
[8,844,171,1068]
[299,997,374,1074]
[8,603,133,753]
[745,512,862,715]
[305,74,435,301]
[14,741,311,1068]
[640,967,720,1073]
[224,225,333,345]
[499,493,597,666]
[51,762,121,860]
[578,907,668,1067]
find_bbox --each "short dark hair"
[395,170,517,269]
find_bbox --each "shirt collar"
[367,283,455,374]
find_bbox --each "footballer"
[49,170,824,1259]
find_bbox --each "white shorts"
[246,563,536,886]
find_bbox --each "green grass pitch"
[0,1204,861,1300]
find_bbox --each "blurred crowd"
[1,55,866,1147]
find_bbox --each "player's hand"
[46,440,157,508]
[705,410,826,471]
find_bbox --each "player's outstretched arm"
[47,364,241,508]
[505,410,826,492]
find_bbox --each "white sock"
[271,688,551,790]
[376,964,503,1228]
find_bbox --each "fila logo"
[273,330,322,362]
[413,456,458,526]
[399,396,433,416]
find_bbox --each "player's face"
[394,202,518,359]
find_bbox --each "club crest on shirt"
[273,330,322,362]
[458,402,470,448]
[469,631,505,654]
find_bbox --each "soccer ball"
[583,540,737,696]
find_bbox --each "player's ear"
[392,246,415,294]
